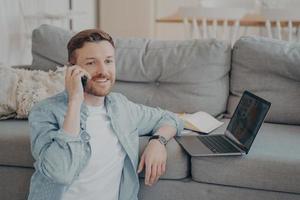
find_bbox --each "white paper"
[180,111,224,133]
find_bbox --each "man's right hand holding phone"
[63,65,91,136]
[65,65,90,105]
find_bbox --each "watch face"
[149,135,168,145]
[159,136,168,145]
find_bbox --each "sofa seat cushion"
[138,136,189,180]
[0,120,189,180]
[191,119,300,194]
[0,120,34,167]
[139,179,300,200]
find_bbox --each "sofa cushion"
[112,38,231,115]
[139,137,189,180]
[0,120,189,180]
[31,24,72,70]
[228,36,300,125]
[31,24,231,115]
[191,119,300,194]
[0,166,33,200]
[0,120,34,167]
[139,179,300,200]
[0,66,65,120]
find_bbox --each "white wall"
[99,0,300,41]
[100,0,155,38]
[72,0,97,31]
[99,0,197,39]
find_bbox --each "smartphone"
[67,64,88,90]
[81,75,88,89]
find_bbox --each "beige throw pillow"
[0,66,66,119]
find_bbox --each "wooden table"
[156,11,300,27]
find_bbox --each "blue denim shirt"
[27,91,183,200]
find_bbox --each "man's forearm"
[63,101,81,136]
[154,125,177,141]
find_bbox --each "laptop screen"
[226,91,271,152]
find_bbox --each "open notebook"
[178,111,223,134]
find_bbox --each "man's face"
[74,41,116,97]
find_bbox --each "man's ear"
[66,62,72,67]
[67,60,75,66]
[68,54,76,66]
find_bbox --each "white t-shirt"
[62,104,126,200]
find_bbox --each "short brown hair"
[67,29,115,64]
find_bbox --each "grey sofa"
[0,24,299,200]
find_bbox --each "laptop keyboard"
[198,135,241,153]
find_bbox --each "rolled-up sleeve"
[151,110,184,136]
[119,94,184,136]
[29,106,84,185]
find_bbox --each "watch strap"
[149,135,168,145]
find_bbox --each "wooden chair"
[260,8,300,41]
[179,0,256,45]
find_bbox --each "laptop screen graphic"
[227,91,271,151]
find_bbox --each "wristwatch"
[149,135,168,145]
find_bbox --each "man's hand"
[65,65,90,104]
[137,140,167,186]
[63,65,90,136]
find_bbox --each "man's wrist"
[68,99,82,107]
[67,96,82,111]
[149,135,168,145]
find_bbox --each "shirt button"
[81,132,90,142]
[155,82,160,87]
[80,123,86,129]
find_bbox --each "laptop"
[176,91,271,156]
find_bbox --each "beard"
[84,75,115,97]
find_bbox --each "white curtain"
[0,0,69,67]
[0,0,25,66]
[0,0,42,67]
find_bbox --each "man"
[27,29,183,200]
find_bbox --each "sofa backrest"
[112,38,231,115]
[30,24,231,115]
[228,36,300,125]
[31,25,72,69]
